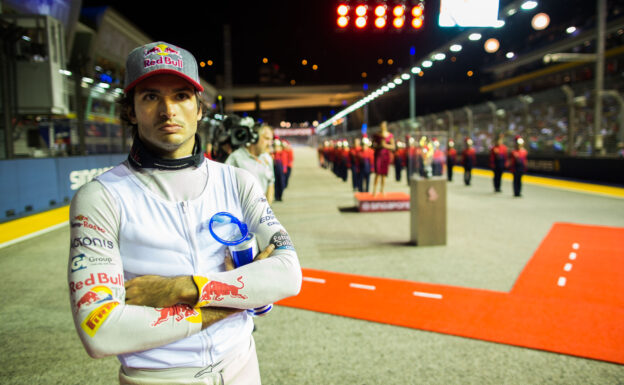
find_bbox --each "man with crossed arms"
[68,41,301,384]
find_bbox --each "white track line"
[302,277,326,284]
[413,291,443,299]
[569,252,577,260]
[557,276,567,287]
[349,283,376,291]
[564,263,573,272]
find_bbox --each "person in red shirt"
[446,139,457,182]
[394,140,407,182]
[489,134,508,193]
[272,137,286,201]
[350,138,362,192]
[405,135,417,185]
[340,140,351,183]
[432,138,445,176]
[509,135,529,197]
[282,139,294,189]
[462,138,477,186]
[358,135,375,192]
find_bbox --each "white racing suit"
[67,158,301,372]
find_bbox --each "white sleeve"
[68,181,202,358]
[194,167,301,308]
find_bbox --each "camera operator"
[225,119,276,204]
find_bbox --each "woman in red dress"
[372,121,396,195]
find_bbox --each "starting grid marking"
[303,275,444,300]
[558,242,580,287]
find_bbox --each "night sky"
[79,0,606,122]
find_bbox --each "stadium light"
[531,12,550,30]
[520,1,538,10]
[484,38,500,53]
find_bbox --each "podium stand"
[409,177,446,246]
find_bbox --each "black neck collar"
[128,134,204,170]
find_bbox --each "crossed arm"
[124,244,276,329]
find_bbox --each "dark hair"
[118,88,206,138]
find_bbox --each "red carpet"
[278,223,624,364]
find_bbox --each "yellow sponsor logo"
[81,301,119,337]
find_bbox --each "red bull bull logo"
[198,276,247,302]
[152,304,201,326]
[75,285,113,312]
[144,43,180,57]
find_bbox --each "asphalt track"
[1,146,623,384]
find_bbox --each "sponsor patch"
[71,215,107,234]
[69,272,124,293]
[270,230,295,250]
[259,215,276,224]
[81,301,119,337]
[71,236,114,250]
[195,275,247,304]
[74,285,113,312]
[70,254,114,272]
[152,304,201,327]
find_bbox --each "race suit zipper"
[179,201,213,366]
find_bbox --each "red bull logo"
[152,304,201,326]
[75,285,113,312]
[144,43,180,57]
[69,272,124,293]
[198,276,247,302]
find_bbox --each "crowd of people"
[318,124,529,197]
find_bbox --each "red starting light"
[355,16,367,28]
[337,4,349,16]
[337,16,349,28]
[374,5,386,17]
[393,16,405,29]
[411,2,424,30]
[392,5,405,17]
[412,4,423,17]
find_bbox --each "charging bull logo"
[152,304,201,327]
[143,44,184,69]
[199,276,247,302]
[144,43,180,57]
[74,286,113,312]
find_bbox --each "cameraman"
[226,123,276,204]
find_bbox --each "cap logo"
[144,43,180,57]
[143,44,184,70]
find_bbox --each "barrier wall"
[0,154,126,223]
[475,154,624,185]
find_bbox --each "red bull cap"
[124,41,204,93]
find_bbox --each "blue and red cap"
[124,41,204,93]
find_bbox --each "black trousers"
[464,168,472,185]
[493,167,503,192]
[513,171,523,196]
